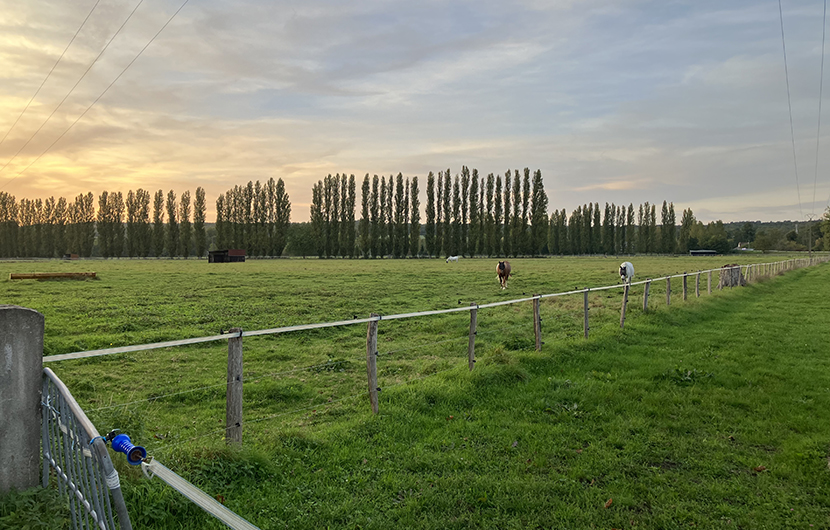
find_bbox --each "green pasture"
[1,254,829,529]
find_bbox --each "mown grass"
[1,254,829,529]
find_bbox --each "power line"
[0,0,191,192]
[816,0,830,212]
[0,0,102,152]
[778,0,804,220]
[0,0,146,178]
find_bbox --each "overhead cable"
[0,0,102,152]
[0,0,146,178]
[0,0,191,191]
[778,0,805,219]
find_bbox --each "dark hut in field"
[208,249,246,263]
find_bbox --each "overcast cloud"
[0,0,827,222]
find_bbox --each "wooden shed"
[208,249,246,263]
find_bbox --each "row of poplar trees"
[214,178,291,257]
[309,167,704,258]
[0,188,209,259]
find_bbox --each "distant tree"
[441,170,451,257]
[425,172,435,257]
[166,191,178,258]
[678,208,695,254]
[468,169,479,256]
[193,187,207,257]
[521,168,530,254]
[626,204,635,254]
[511,170,521,256]
[370,175,380,258]
[435,172,443,257]
[494,174,503,256]
[153,190,165,257]
[310,181,324,257]
[592,203,601,254]
[460,166,470,256]
[271,179,290,257]
[394,173,406,258]
[502,170,512,257]
[386,175,394,257]
[602,202,613,255]
[450,175,461,256]
[529,169,548,255]
[179,190,192,258]
[409,176,420,257]
[482,173,497,257]
[360,174,370,258]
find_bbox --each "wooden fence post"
[643,280,651,312]
[708,271,712,294]
[0,306,44,493]
[666,277,671,306]
[468,303,477,371]
[682,273,687,301]
[533,296,542,351]
[620,284,630,328]
[226,328,243,446]
[695,272,700,297]
[583,289,590,339]
[366,314,379,414]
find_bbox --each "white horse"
[446,256,459,263]
[619,261,635,283]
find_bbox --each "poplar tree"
[521,168,530,254]
[441,169,451,257]
[310,181,325,257]
[409,176,420,257]
[626,204,635,254]
[215,194,227,250]
[602,203,613,254]
[346,174,356,257]
[425,172,435,257]
[166,191,179,258]
[360,174,370,258]
[503,170,512,256]
[468,169,479,256]
[485,174,495,256]
[511,170,521,256]
[179,190,192,258]
[153,190,165,257]
[274,178,290,257]
[394,173,406,258]
[435,172,443,256]
[460,166,470,256]
[451,175,461,256]
[192,187,206,257]
[378,176,387,257]
[494,174,503,256]
[386,175,394,257]
[370,175,380,258]
[592,203,601,254]
[529,169,548,255]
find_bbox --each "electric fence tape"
[141,458,260,530]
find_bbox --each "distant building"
[689,250,718,257]
[208,249,246,263]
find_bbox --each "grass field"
[1,254,829,529]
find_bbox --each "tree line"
[0,188,210,258]
[307,167,727,258]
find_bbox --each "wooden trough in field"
[9,272,96,281]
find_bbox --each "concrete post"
[0,305,44,493]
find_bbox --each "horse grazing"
[619,261,635,284]
[446,256,459,263]
[496,261,511,289]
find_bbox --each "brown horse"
[496,261,511,289]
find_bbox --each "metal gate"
[41,367,132,530]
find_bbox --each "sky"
[0,0,828,223]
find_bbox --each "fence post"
[708,271,712,294]
[666,277,671,306]
[695,272,700,297]
[366,314,379,414]
[643,280,651,312]
[468,303,477,371]
[0,306,44,493]
[533,296,542,351]
[682,273,687,301]
[225,328,243,446]
[620,284,630,328]
[583,289,589,339]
